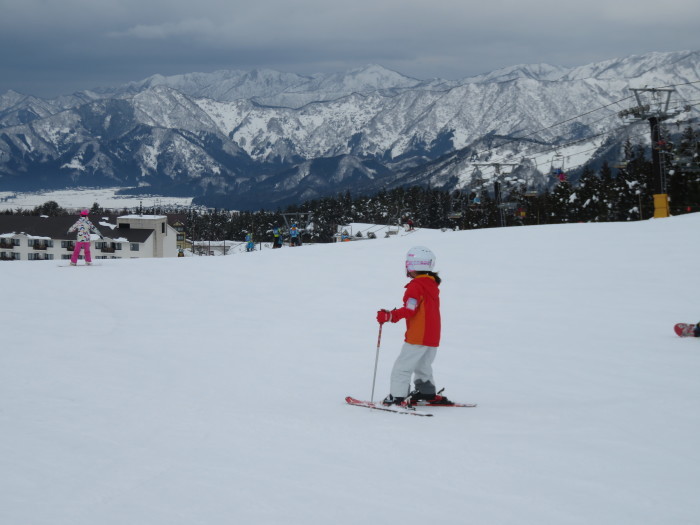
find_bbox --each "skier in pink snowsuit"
[67,210,101,265]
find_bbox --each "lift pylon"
[619,87,683,218]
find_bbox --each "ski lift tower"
[281,212,310,227]
[473,162,519,227]
[618,87,682,218]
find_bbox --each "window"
[130,243,140,251]
[28,239,52,249]
[162,223,165,234]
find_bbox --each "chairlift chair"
[550,153,567,182]
[469,189,484,207]
[447,190,464,219]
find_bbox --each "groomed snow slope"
[2,214,699,524]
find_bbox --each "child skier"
[289,223,301,246]
[376,246,451,406]
[67,209,101,265]
[272,227,282,248]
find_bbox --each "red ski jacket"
[391,274,441,347]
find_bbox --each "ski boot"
[382,394,406,406]
[408,387,453,406]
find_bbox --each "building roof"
[0,215,154,243]
[118,214,167,220]
[166,213,187,227]
[109,227,153,243]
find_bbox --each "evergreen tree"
[546,180,574,223]
[33,201,66,216]
[598,161,616,222]
[610,141,653,220]
[668,125,700,214]
[575,164,610,222]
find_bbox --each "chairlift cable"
[468,80,699,178]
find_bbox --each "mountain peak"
[296,64,421,96]
[467,63,568,83]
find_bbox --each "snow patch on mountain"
[1,50,698,208]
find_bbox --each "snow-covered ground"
[0,188,192,211]
[2,215,699,525]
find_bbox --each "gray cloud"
[1,0,698,97]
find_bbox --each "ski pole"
[370,323,383,402]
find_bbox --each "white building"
[0,214,178,261]
[113,215,178,258]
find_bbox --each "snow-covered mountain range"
[1,50,698,209]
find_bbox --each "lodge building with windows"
[0,214,178,261]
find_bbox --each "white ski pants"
[390,343,437,398]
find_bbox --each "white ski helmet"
[405,246,436,273]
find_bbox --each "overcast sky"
[1,0,698,98]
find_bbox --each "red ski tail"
[674,323,698,337]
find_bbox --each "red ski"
[407,388,476,407]
[345,396,433,417]
[409,399,477,407]
[674,323,698,337]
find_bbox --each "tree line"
[4,129,699,244]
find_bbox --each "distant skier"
[272,227,282,248]
[245,233,254,252]
[290,223,301,246]
[376,246,451,406]
[67,209,101,266]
